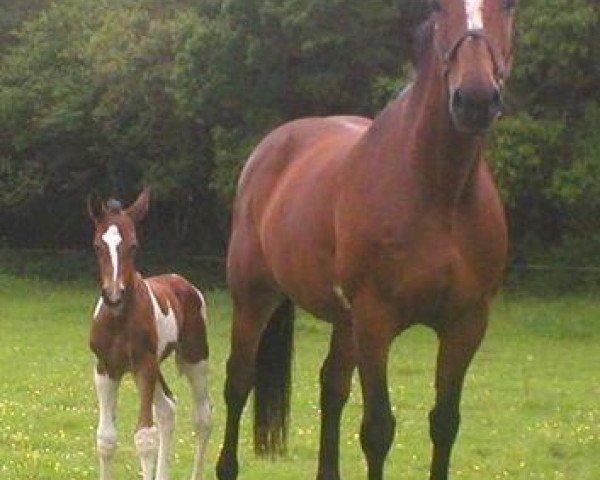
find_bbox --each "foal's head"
[88,188,150,308]
[425,0,517,133]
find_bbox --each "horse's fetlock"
[97,431,118,457]
[134,425,158,456]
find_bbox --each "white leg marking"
[94,370,119,480]
[134,426,158,480]
[101,225,122,282]
[180,360,212,480]
[465,0,484,30]
[154,385,176,480]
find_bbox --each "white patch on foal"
[465,0,484,30]
[101,225,122,282]
[145,281,179,356]
[93,297,104,320]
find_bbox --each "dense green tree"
[0,0,598,252]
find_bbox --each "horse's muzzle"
[450,86,502,133]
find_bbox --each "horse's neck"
[384,52,484,211]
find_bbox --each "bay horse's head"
[427,0,516,133]
[87,188,150,308]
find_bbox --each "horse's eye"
[93,242,101,252]
[503,0,516,11]
[129,244,138,255]
[430,0,443,13]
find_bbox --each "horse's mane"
[413,18,435,72]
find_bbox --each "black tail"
[253,298,295,457]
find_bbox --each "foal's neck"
[108,272,144,319]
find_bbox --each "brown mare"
[217,0,517,479]
[88,188,212,480]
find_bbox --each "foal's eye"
[503,0,516,11]
[93,242,101,253]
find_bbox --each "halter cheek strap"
[440,29,508,83]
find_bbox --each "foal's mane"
[106,199,123,214]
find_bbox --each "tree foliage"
[0,0,598,251]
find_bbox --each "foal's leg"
[428,311,488,480]
[153,380,176,480]
[180,360,212,480]
[94,367,119,480]
[353,293,397,480]
[216,295,279,480]
[133,356,160,480]
[317,322,356,480]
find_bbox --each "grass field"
[0,273,598,479]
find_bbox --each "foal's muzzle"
[102,286,126,307]
[450,86,502,133]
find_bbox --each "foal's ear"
[126,186,150,223]
[87,191,106,223]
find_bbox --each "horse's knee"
[429,404,460,446]
[134,425,158,457]
[97,429,117,458]
[360,410,396,459]
[320,363,351,411]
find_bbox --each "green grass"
[0,274,598,479]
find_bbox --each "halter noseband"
[440,29,508,84]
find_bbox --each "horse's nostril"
[451,89,465,111]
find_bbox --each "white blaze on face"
[465,0,484,30]
[101,225,122,282]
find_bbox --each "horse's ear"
[126,186,150,223]
[87,191,105,222]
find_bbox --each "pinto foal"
[88,188,212,480]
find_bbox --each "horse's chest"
[372,233,489,322]
[90,326,131,376]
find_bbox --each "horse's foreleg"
[428,311,488,480]
[317,322,356,480]
[133,356,159,480]
[181,360,212,480]
[216,298,276,480]
[153,381,176,480]
[94,367,119,480]
[353,294,397,480]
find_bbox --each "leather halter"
[440,29,508,84]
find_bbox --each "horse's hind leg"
[317,322,356,480]
[94,366,120,480]
[428,310,488,480]
[179,359,212,480]
[153,376,176,480]
[216,292,280,480]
